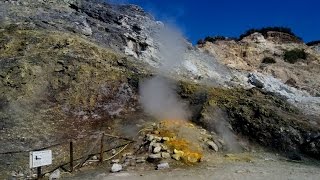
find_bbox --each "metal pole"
[100,133,104,162]
[70,141,73,172]
[37,167,41,179]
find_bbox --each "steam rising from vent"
[205,108,241,152]
[139,76,189,120]
[154,25,188,71]
[139,25,188,120]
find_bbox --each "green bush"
[262,57,276,64]
[198,36,238,44]
[197,39,205,45]
[284,49,307,63]
[204,36,226,42]
[306,40,320,46]
[239,27,302,41]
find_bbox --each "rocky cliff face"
[0,0,320,178]
[198,32,320,116]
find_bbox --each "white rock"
[153,146,161,153]
[49,169,60,180]
[157,162,169,170]
[111,159,120,164]
[92,155,98,160]
[161,152,171,159]
[111,149,117,155]
[11,171,17,177]
[161,144,168,151]
[17,172,24,177]
[248,72,320,116]
[154,136,162,142]
[207,140,219,152]
[146,134,154,141]
[148,153,162,159]
[136,157,146,163]
[111,163,122,173]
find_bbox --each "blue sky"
[121,0,320,44]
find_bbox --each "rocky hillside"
[0,0,320,179]
[198,32,320,95]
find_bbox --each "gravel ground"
[62,152,320,180]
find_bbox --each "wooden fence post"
[100,133,104,162]
[70,141,73,172]
[36,166,42,179]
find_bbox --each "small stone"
[162,137,170,141]
[235,169,250,174]
[157,162,169,170]
[214,140,223,149]
[126,155,135,159]
[49,169,60,180]
[92,155,98,160]
[148,145,153,152]
[122,152,132,157]
[146,134,154,141]
[172,154,181,161]
[111,163,122,173]
[11,171,17,177]
[130,161,136,166]
[54,64,64,72]
[17,172,24,177]
[153,143,161,148]
[161,152,171,159]
[153,146,161,153]
[207,140,219,152]
[122,161,130,167]
[136,157,146,163]
[111,149,117,155]
[172,149,184,161]
[174,149,184,156]
[186,155,201,163]
[218,139,225,145]
[111,159,120,163]
[148,153,162,159]
[161,144,168,151]
[154,136,162,142]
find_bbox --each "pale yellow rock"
[172,154,181,161]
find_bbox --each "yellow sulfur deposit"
[156,119,203,164]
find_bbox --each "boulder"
[111,163,122,173]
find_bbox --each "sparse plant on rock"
[306,40,320,46]
[262,57,276,64]
[239,26,302,41]
[284,49,307,64]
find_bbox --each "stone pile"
[144,120,225,164]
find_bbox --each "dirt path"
[62,152,320,180]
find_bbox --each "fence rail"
[0,132,134,179]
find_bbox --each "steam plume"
[139,25,189,120]
[139,76,189,120]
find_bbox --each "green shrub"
[204,36,227,43]
[284,49,307,63]
[197,39,205,45]
[306,40,320,46]
[199,36,238,44]
[262,57,276,64]
[239,27,302,41]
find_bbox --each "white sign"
[29,150,52,168]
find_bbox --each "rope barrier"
[0,132,135,155]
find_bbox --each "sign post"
[30,150,52,179]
